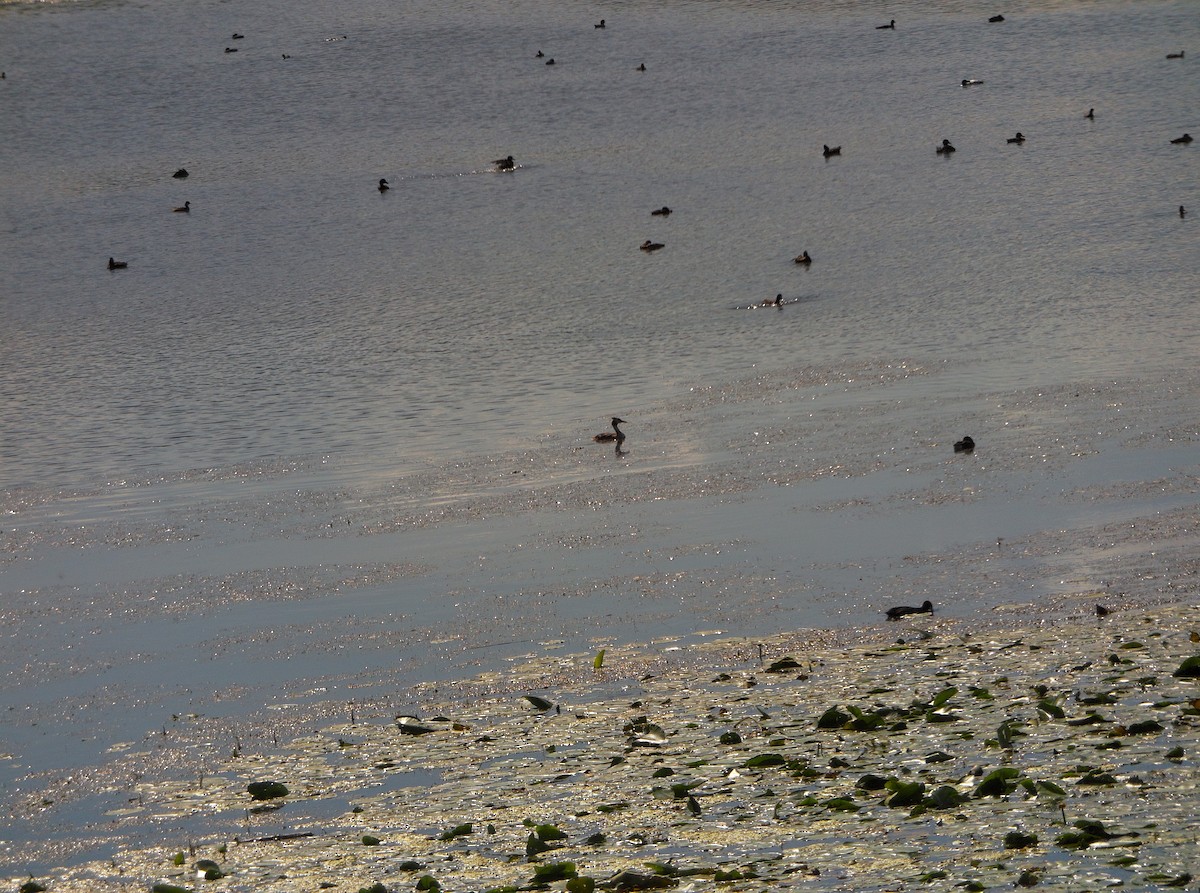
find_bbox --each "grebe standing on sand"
[594,417,627,443]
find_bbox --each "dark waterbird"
[1166,50,1184,59]
[1095,604,1111,617]
[1085,108,1095,119]
[954,435,975,453]
[107,257,127,270]
[494,155,515,170]
[793,250,812,265]
[886,600,933,620]
[1170,133,1193,144]
[936,139,956,154]
[172,201,190,212]
[1007,132,1026,144]
[1181,206,1187,218]
[761,294,783,307]
[378,178,390,192]
[594,417,627,443]
[989,14,1005,22]
[822,144,841,158]
[595,19,605,28]
[640,240,664,251]
[173,168,189,179]
[876,20,895,30]
[651,206,672,216]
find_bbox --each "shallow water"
[1,0,1198,871]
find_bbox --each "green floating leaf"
[246,781,289,801]
[974,767,1020,798]
[585,832,606,845]
[603,871,678,890]
[718,731,742,745]
[1077,770,1118,785]
[526,833,552,860]
[593,649,606,670]
[1125,720,1163,735]
[927,785,966,809]
[438,822,473,841]
[931,686,958,709]
[822,796,860,812]
[357,884,388,893]
[567,878,597,893]
[1004,831,1038,849]
[765,656,802,673]
[817,706,849,729]
[596,802,629,813]
[918,870,948,883]
[1173,656,1200,678]
[856,773,888,791]
[534,824,569,842]
[361,835,381,846]
[151,886,192,893]
[1166,746,1185,761]
[416,876,441,891]
[925,751,954,764]
[19,883,48,893]
[884,779,925,808]
[531,862,577,883]
[744,753,787,769]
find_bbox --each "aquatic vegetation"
[245,781,288,800]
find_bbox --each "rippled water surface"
[1,0,1198,871]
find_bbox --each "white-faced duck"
[1166,50,1184,59]
[173,201,190,213]
[594,417,627,443]
[1170,133,1193,144]
[640,240,664,251]
[650,206,672,216]
[378,178,390,192]
[936,139,956,154]
[794,250,812,265]
[173,168,189,179]
[1007,132,1026,144]
[494,155,515,170]
[954,435,975,453]
[886,600,933,620]
[822,144,841,158]
[876,20,895,29]
[108,257,127,270]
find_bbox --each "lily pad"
[246,781,289,801]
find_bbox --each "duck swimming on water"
[651,206,672,216]
[173,201,190,212]
[378,178,390,192]
[108,257,127,270]
[594,417,627,443]
[886,600,933,620]
[936,139,956,154]
[1170,133,1193,144]
[494,155,516,170]
[794,250,812,265]
[1007,132,1026,144]
[822,144,841,157]
[876,20,895,29]
[761,294,783,307]
[640,240,665,251]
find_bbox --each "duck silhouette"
[761,294,784,307]
[640,240,665,251]
[793,250,812,265]
[172,201,190,212]
[936,139,956,154]
[886,600,933,620]
[988,14,1004,22]
[378,178,390,192]
[651,206,672,216]
[1085,108,1095,119]
[954,435,975,453]
[822,144,841,158]
[173,168,189,179]
[494,155,515,170]
[876,20,895,29]
[1170,133,1193,144]
[595,19,605,28]
[1166,50,1184,59]
[108,257,127,270]
[1006,132,1026,144]
[594,417,627,443]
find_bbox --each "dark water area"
[1,0,1198,873]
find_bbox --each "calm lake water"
[1,0,1197,871]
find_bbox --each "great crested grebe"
[886,600,933,620]
[173,201,190,212]
[876,20,895,30]
[594,417,627,443]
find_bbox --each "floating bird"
[281,53,290,59]
[1095,604,1110,617]
[640,240,665,251]
[876,20,895,29]
[822,144,841,157]
[954,435,975,453]
[536,50,544,58]
[1085,108,1095,119]
[886,600,933,620]
[1166,50,1184,59]
[595,19,605,28]
[961,78,984,87]
[378,178,390,192]
[794,250,812,265]
[650,206,672,216]
[1181,205,1187,218]
[232,32,244,39]
[224,47,238,53]
[988,14,1005,22]
[761,294,783,307]
[937,139,956,154]
[1170,133,1193,144]
[172,201,190,212]
[1007,132,1026,144]
[173,168,189,179]
[108,257,127,270]
[594,417,627,443]
[494,155,515,170]
[546,57,555,65]
[636,63,646,71]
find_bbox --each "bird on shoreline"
[594,417,627,443]
[823,144,841,158]
[378,178,389,192]
[1007,132,1026,144]
[886,600,933,620]
[937,139,956,154]
[954,435,975,453]
[173,201,190,212]
[108,257,127,270]
[794,250,812,265]
[876,20,895,30]
[640,240,664,251]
